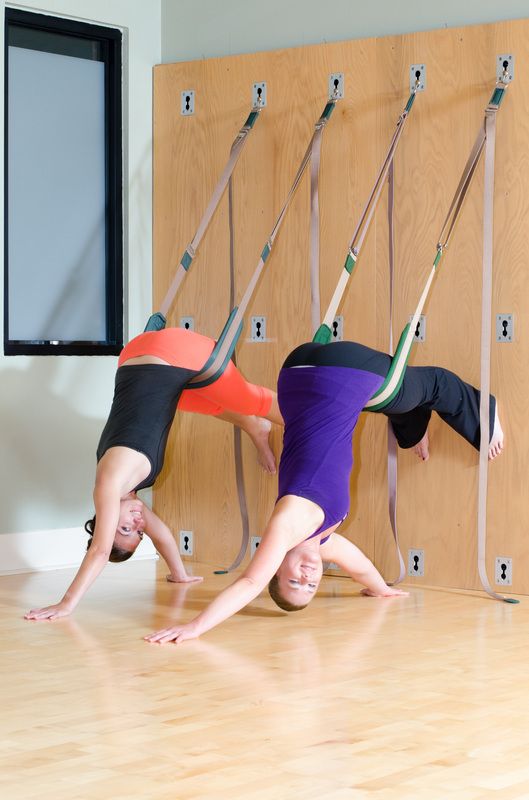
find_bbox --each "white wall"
[4,0,528,572]
[161,0,529,62]
[1,0,160,571]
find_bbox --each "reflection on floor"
[2,558,528,800]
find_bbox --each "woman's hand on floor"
[24,601,73,620]
[166,573,203,584]
[144,622,199,644]
[360,586,409,598]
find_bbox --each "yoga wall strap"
[309,106,331,334]
[364,80,509,413]
[214,175,251,574]
[210,95,338,571]
[313,88,418,345]
[188,98,337,387]
[386,161,406,585]
[477,102,518,604]
[144,104,263,333]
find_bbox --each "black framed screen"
[4,9,123,356]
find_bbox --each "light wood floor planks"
[2,559,529,800]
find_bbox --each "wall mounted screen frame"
[4,8,123,356]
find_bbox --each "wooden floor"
[3,559,529,800]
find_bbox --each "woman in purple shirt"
[145,339,503,644]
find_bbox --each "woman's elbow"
[88,543,112,561]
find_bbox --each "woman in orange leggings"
[25,328,282,622]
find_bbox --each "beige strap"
[320,95,416,333]
[437,127,486,251]
[214,176,251,574]
[159,106,263,319]
[386,161,406,585]
[310,124,324,334]
[190,102,336,386]
[477,108,517,603]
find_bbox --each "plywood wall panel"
[373,20,529,593]
[153,19,529,594]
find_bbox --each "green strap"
[312,323,332,344]
[144,311,167,332]
[364,325,411,411]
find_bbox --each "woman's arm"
[144,505,299,644]
[25,482,120,620]
[140,505,203,583]
[320,533,408,597]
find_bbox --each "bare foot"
[489,405,504,460]
[245,417,276,473]
[413,431,429,462]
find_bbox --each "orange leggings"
[119,328,273,417]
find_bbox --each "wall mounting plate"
[409,314,426,342]
[410,64,426,92]
[331,315,343,341]
[408,548,424,577]
[252,82,267,107]
[495,556,512,586]
[328,73,344,100]
[496,313,514,342]
[250,316,266,342]
[496,54,515,83]
[180,316,194,331]
[181,90,195,115]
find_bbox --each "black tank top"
[96,364,197,490]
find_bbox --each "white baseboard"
[0,526,158,575]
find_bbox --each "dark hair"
[84,515,135,563]
[268,574,309,613]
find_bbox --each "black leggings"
[283,341,495,450]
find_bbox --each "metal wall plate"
[252,82,267,107]
[410,64,426,92]
[180,316,194,331]
[409,314,426,342]
[496,313,514,342]
[495,556,512,586]
[179,530,194,556]
[408,548,424,577]
[181,90,195,115]
[497,54,515,83]
[250,536,261,557]
[250,316,266,342]
[331,315,343,341]
[329,72,344,99]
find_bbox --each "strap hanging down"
[386,161,406,585]
[364,80,509,413]
[213,175,251,575]
[188,98,337,388]
[313,88,419,345]
[477,103,518,604]
[144,103,264,333]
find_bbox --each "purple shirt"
[277,365,384,539]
